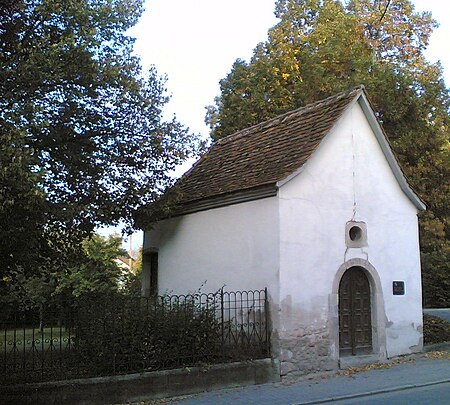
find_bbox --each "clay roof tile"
[174,86,364,205]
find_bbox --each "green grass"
[1,327,73,351]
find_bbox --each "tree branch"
[379,0,391,22]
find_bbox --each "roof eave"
[160,183,279,219]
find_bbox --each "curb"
[423,342,450,352]
[0,359,280,405]
[293,378,450,405]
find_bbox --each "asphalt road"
[424,308,450,323]
[160,356,450,405]
[331,382,450,405]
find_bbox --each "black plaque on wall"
[393,281,405,295]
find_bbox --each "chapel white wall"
[277,101,422,373]
[144,197,280,302]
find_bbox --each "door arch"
[338,267,372,355]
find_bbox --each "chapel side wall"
[143,196,280,307]
[277,102,422,375]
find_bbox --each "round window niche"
[345,221,367,247]
[349,226,362,241]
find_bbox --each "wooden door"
[339,267,372,355]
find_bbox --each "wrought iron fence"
[0,289,270,385]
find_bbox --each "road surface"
[160,356,450,405]
[424,308,450,323]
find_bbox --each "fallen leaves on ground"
[336,356,416,376]
[116,395,192,405]
[424,350,450,360]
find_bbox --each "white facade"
[144,196,279,298]
[143,95,424,374]
[276,100,423,372]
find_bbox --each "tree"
[122,246,143,295]
[0,0,200,296]
[0,122,47,301]
[10,233,131,330]
[1,0,199,231]
[206,0,450,306]
[55,233,127,298]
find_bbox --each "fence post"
[112,301,116,375]
[264,287,270,357]
[220,287,224,358]
[2,327,6,380]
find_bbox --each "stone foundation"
[278,327,337,376]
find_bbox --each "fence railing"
[0,289,270,385]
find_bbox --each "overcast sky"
[110,0,449,247]
[129,0,450,140]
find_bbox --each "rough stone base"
[339,354,383,369]
[279,327,337,376]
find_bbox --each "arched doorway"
[339,267,372,356]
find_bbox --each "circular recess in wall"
[349,226,362,241]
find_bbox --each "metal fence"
[0,289,270,385]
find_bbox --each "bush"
[423,314,450,345]
[74,294,224,375]
[1,290,269,384]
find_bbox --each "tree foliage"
[206,0,450,306]
[122,246,142,295]
[1,0,199,231]
[0,123,46,283]
[55,233,128,298]
[3,232,132,308]
[0,0,200,296]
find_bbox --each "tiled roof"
[175,86,364,205]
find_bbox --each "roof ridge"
[216,85,364,147]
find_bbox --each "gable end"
[277,91,425,212]
[356,93,426,211]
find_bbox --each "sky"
[129,0,450,140]
[105,0,450,250]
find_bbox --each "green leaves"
[54,233,127,298]
[0,0,200,300]
[207,0,450,306]
[1,0,200,232]
[0,124,46,286]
